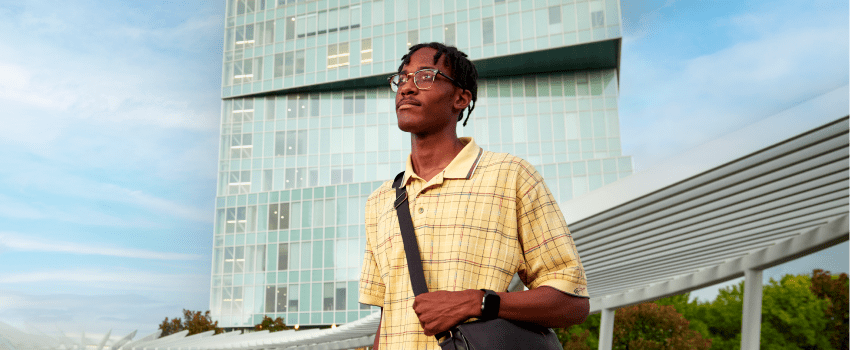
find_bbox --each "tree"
[694,283,744,349]
[158,309,222,338]
[158,317,184,338]
[652,293,712,339]
[612,303,711,350]
[181,310,223,336]
[254,316,290,332]
[556,270,844,349]
[810,269,849,350]
[761,274,832,350]
[555,298,711,350]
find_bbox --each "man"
[359,42,589,349]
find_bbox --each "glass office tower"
[211,0,630,329]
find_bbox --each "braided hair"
[398,42,478,126]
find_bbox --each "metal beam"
[95,330,112,350]
[589,214,848,312]
[109,331,136,350]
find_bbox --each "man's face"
[395,47,466,135]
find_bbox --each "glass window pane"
[483,18,494,45]
[444,24,456,46]
[275,131,286,156]
[279,203,290,229]
[284,51,294,76]
[286,131,298,155]
[296,50,305,74]
[288,284,300,312]
[323,282,334,311]
[265,286,275,312]
[224,247,234,273]
[290,242,301,270]
[335,283,346,310]
[256,244,266,272]
[234,246,244,273]
[361,38,372,63]
[268,203,279,230]
[276,286,287,312]
[278,243,288,270]
[245,246,254,273]
[301,241,312,269]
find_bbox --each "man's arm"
[496,286,589,327]
[373,309,382,349]
[412,286,589,336]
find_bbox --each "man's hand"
[412,289,484,336]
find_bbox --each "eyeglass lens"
[391,70,437,92]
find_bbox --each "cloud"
[0,269,204,291]
[619,0,849,171]
[0,1,224,170]
[619,0,681,41]
[0,1,222,231]
[0,290,207,339]
[0,62,78,111]
[0,269,208,294]
[0,159,211,224]
[0,193,154,227]
[0,271,209,338]
[0,232,201,260]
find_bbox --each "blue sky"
[0,0,847,340]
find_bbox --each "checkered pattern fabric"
[359,137,588,349]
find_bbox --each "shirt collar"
[403,137,484,185]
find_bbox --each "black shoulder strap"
[393,171,452,342]
[392,171,429,296]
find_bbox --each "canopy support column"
[741,268,763,350]
[598,308,615,350]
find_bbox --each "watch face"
[482,291,500,319]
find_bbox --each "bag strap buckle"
[394,189,408,208]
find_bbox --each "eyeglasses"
[388,69,462,92]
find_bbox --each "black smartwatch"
[479,289,500,320]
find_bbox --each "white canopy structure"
[2,85,847,350]
[565,85,849,349]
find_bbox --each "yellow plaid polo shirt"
[359,137,588,349]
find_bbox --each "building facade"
[211,0,630,329]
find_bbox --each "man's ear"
[453,89,472,115]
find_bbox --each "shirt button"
[418,208,424,214]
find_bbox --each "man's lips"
[396,99,421,109]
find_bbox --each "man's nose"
[397,76,416,95]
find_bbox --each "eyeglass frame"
[388,68,464,92]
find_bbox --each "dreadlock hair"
[398,42,478,127]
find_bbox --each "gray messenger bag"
[392,172,562,350]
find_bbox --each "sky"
[0,0,847,341]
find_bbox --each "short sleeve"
[359,193,386,306]
[515,161,589,298]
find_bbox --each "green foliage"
[254,315,290,332]
[555,313,599,349]
[760,274,832,350]
[556,313,599,349]
[555,269,848,349]
[700,282,745,349]
[555,300,712,350]
[654,293,712,341]
[158,309,222,338]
